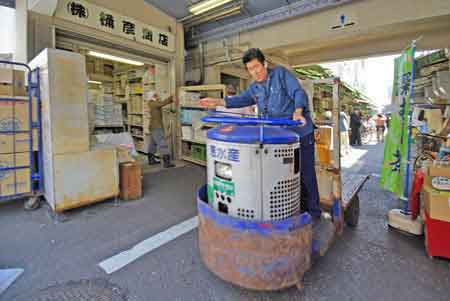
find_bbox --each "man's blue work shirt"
[224,66,314,138]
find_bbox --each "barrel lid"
[207,125,299,144]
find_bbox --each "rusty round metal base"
[197,185,313,291]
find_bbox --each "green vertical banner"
[380,45,415,197]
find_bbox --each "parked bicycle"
[413,131,449,171]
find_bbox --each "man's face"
[246,58,268,82]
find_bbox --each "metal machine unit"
[205,116,301,221]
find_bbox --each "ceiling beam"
[286,15,450,66]
[187,0,357,48]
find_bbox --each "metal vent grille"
[274,148,294,158]
[237,208,255,219]
[269,178,300,220]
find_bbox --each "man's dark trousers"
[350,127,361,145]
[299,132,321,218]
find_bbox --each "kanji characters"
[100,12,114,29]
[122,21,136,36]
[68,1,88,18]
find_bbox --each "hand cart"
[0,60,43,210]
[196,78,369,290]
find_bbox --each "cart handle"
[201,115,303,126]
[0,60,32,72]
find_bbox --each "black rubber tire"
[345,195,360,227]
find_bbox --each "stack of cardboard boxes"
[0,68,26,97]
[316,126,334,165]
[0,68,31,197]
[422,164,450,258]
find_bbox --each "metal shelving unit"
[0,60,43,209]
[177,84,227,166]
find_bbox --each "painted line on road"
[371,173,381,178]
[99,216,198,274]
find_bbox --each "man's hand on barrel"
[293,108,306,127]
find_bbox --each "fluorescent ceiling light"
[189,0,233,15]
[188,7,241,27]
[88,80,102,85]
[87,50,144,66]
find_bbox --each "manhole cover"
[15,279,127,301]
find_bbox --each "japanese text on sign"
[68,1,88,19]
[57,0,174,52]
[122,21,136,36]
[210,145,240,162]
[100,12,114,29]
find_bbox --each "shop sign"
[55,0,175,52]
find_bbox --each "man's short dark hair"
[242,48,265,65]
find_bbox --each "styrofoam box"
[28,48,90,155]
[180,91,201,105]
[48,148,119,212]
[193,128,207,143]
[182,126,194,140]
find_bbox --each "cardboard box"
[423,177,450,222]
[316,126,333,150]
[427,165,450,177]
[0,68,23,84]
[130,83,143,95]
[0,69,26,96]
[0,83,13,96]
[316,144,332,165]
[0,100,38,153]
[0,152,31,197]
[0,101,31,153]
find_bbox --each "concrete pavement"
[1,142,449,300]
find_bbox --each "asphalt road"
[1,142,449,300]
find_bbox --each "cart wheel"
[344,195,360,227]
[24,196,40,211]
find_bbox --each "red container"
[424,212,450,259]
